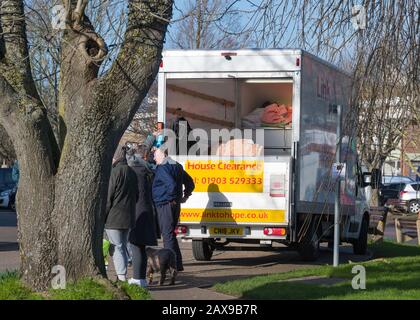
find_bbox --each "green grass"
[120,282,152,300]
[0,271,42,300]
[213,241,420,300]
[48,278,116,300]
[0,272,151,300]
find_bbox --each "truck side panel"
[297,52,355,215]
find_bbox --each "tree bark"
[0,124,15,162]
[0,0,173,290]
[1,0,59,290]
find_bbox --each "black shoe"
[177,266,184,272]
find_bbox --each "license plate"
[209,227,243,236]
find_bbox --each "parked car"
[0,168,17,211]
[379,183,406,206]
[0,186,16,210]
[382,175,414,185]
[378,176,415,206]
[385,182,420,215]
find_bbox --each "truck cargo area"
[165,78,293,156]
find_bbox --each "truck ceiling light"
[244,79,293,84]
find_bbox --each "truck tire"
[192,240,213,261]
[353,218,368,255]
[298,219,321,261]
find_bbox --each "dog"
[145,247,177,286]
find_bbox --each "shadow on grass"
[217,241,420,300]
[241,255,420,299]
[370,241,420,259]
[241,275,420,300]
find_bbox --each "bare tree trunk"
[0,124,15,162]
[370,189,380,207]
[1,99,59,290]
[0,0,173,290]
[366,162,383,207]
[53,132,114,279]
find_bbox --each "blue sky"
[164,0,358,67]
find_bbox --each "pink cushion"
[260,103,292,125]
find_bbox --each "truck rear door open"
[176,155,292,240]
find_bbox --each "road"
[0,209,404,299]
[143,239,371,299]
[0,209,19,273]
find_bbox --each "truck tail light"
[270,174,286,197]
[175,226,187,235]
[264,227,286,236]
[296,57,300,66]
[160,60,163,68]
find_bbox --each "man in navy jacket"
[152,148,195,271]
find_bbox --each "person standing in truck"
[152,147,195,271]
[170,108,195,155]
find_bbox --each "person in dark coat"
[105,145,139,282]
[170,108,194,155]
[152,147,195,271]
[126,145,158,287]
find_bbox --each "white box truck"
[157,49,371,261]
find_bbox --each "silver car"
[382,175,414,185]
[389,183,420,215]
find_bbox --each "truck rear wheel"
[192,240,213,261]
[353,218,368,255]
[298,218,321,261]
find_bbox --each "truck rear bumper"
[176,224,288,241]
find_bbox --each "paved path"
[107,239,372,300]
